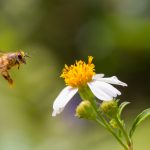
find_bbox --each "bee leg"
[18,64,20,69]
[1,71,13,86]
[17,62,20,69]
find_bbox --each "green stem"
[78,86,128,150]
[95,117,105,128]
[115,117,131,147]
[128,144,133,150]
[95,118,128,150]
[90,100,127,149]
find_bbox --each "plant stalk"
[115,117,133,149]
[95,118,128,150]
[78,86,129,150]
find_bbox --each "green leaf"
[129,108,150,138]
[118,102,130,117]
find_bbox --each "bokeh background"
[0,0,150,150]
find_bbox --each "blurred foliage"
[0,0,150,150]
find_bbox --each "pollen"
[60,56,95,88]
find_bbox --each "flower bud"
[109,119,118,129]
[100,100,118,118]
[75,101,97,120]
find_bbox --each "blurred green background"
[0,0,150,150]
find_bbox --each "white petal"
[88,80,121,101]
[88,81,112,101]
[52,86,78,116]
[95,82,118,97]
[93,74,105,80]
[95,76,127,86]
[97,81,121,96]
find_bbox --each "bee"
[0,51,30,86]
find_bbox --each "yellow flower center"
[60,56,95,88]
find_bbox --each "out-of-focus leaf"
[129,108,150,138]
[118,102,130,117]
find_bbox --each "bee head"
[17,51,30,64]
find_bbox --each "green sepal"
[75,100,97,120]
[100,100,118,119]
[109,119,118,129]
[129,108,150,138]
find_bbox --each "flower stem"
[128,145,133,150]
[78,86,129,150]
[95,118,128,150]
[115,117,132,148]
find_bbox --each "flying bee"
[0,50,30,86]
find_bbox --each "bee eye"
[18,54,22,60]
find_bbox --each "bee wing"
[0,53,4,57]
[0,55,8,71]
[0,51,6,57]
[0,51,8,70]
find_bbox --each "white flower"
[52,74,127,117]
